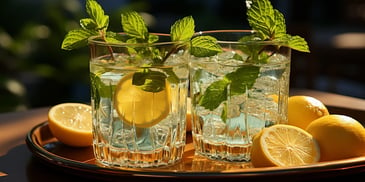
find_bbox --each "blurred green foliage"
[0,0,89,112]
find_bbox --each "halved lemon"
[251,124,320,167]
[48,103,92,147]
[114,72,170,128]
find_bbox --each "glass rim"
[88,33,187,47]
[88,30,289,47]
[194,29,288,45]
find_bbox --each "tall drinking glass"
[189,30,291,162]
[89,33,189,168]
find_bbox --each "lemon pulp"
[251,124,320,167]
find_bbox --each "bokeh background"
[1,0,364,113]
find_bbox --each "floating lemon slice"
[251,124,320,167]
[48,103,92,147]
[114,72,170,128]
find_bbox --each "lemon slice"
[48,103,92,147]
[251,124,320,167]
[114,72,170,128]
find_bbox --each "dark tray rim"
[26,121,365,180]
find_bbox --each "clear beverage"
[189,30,291,162]
[89,37,189,168]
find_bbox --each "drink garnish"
[197,0,310,115]
[61,0,311,115]
[61,0,219,93]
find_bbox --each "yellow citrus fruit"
[288,95,329,130]
[251,124,320,167]
[306,114,365,161]
[114,72,170,128]
[186,97,192,131]
[48,103,92,147]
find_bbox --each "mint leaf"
[170,16,195,42]
[61,0,110,50]
[221,102,228,123]
[247,0,309,53]
[247,0,275,39]
[273,9,286,38]
[278,35,310,53]
[163,68,180,84]
[198,65,260,111]
[61,29,97,50]
[121,11,149,40]
[148,34,159,43]
[225,65,260,95]
[237,34,265,62]
[90,72,115,98]
[132,70,167,92]
[104,31,128,43]
[191,36,222,57]
[199,78,230,110]
[80,18,97,30]
[86,0,109,30]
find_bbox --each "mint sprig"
[198,0,311,115]
[61,0,109,50]
[61,0,222,94]
[61,0,220,59]
[246,0,310,53]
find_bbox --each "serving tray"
[26,121,365,181]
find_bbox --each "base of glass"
[193,135,251,162]
[93,144,185,168]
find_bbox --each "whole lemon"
[288,96,329,130]
[306,114,365,161]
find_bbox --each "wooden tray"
[26,121,365,181]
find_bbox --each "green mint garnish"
[191,36,222,57]
[246,0,310,53]
[61,29,97,50]
[120,12,194,92]
[61,0,221,94]
[90,72,115,110]
[170,16,195,42]
[198,65,260,111]
[197,0,311,115]
[132,69,167,93]
[61,0,108,50]
[121,11,149,41]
